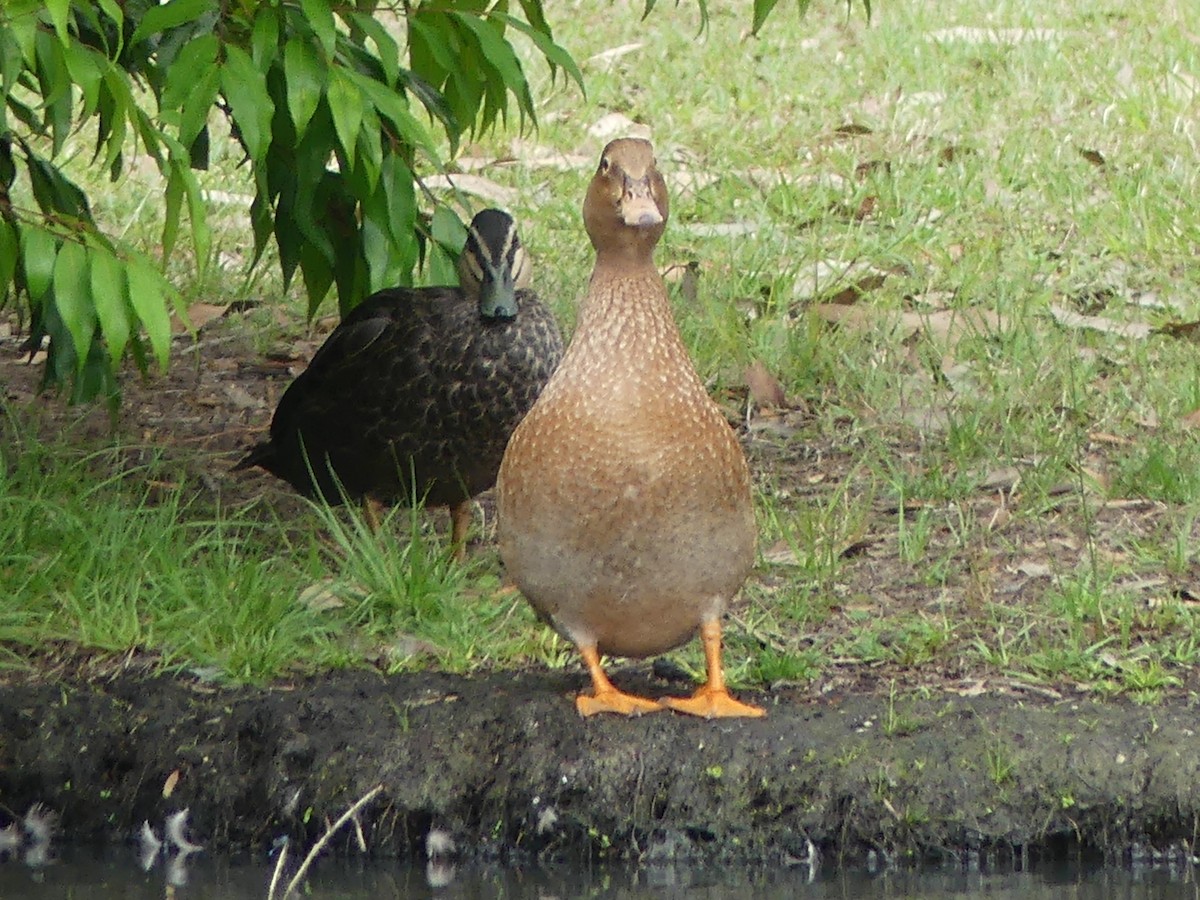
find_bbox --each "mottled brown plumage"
[497,139,764,718]
[237,209,563,556]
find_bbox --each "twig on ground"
[268,783,383,900]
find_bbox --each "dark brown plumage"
[236,209,563,556]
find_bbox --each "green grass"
[5,0,1200,700]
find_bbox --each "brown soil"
[2,315,1199,866]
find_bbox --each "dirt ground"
[2,316,1200,867]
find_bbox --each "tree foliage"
[0,0,846,403]
[0,0,581,402]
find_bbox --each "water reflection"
[0,848,1196,899]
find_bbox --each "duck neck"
[574,252,688,362]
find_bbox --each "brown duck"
[497,139,764,718]
[236,209,564,558]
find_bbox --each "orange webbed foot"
[576,689,664,717]
[661,685,766,719]
[575,643,665,716]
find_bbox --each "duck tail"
[232,442,276,472]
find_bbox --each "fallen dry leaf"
[423,173,516,206]
[1047,304,1153,339]
[586,42,644,68]
[1154,320,1200,341]
[174,302,227,333]
[744,360,788,409]
[854,195,878,221]
[926,27,1062,45]
[588,112,650,141]
[1079,147,1107,168]
[162,769,180,799]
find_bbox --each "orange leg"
[576,644,664,717]
[449,501,471,562]
[661,619,766,719]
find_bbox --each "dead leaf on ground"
[1154,320,1200,341]
[812,305,1007,350]
[947,679,988,697]
[926,27,1062,45]
[1047,304,1154,339]
[855,160,891,179]
[586,42,644,68]
[298,579,352,612]
[507,141,593,171]
[162,769,180,799]
[662,261,699,304]
[1079,147,1107,168]
[833,122,873,137]
[173,303,228,334]
[1015,561,1053,579]
[423,173,517,206]
[588,112,650,142]
[793,260,896,303]
[744,360,788,409]
[679,222,759,237]
[975,466,1022,492]
[222,383,265,411]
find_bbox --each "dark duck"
[237,208,564,559]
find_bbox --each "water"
[1,849,1197,900]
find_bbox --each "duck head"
[583,138,669,258]
[458,208,531,320]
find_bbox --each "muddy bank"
[1,666,1198,867]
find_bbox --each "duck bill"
[619,185,663,228]
[480,277,518,320]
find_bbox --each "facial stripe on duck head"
[458,208,529,320]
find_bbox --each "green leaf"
[0,219,18,299]
[250,6,280,69]
[90,247,132,368]
[450,12,529,106]
[752,0,782,35]
[220,45,274,163]
[160,33,218,112]
[130,0,218,46]
[19,225,59,302]
[61,42,104,118]
[299,0,336,58]
[430,205,465,253]
[163,163,183,262]
[7,5,39,71]
[98,69,131,171]
[26,154,91,220]
[326,69,362,162]
[355,105,383,191]
[96,0,125,37]
[298,243,334,314]
[361,205,394,293]
[126,259,172,371]
[283,36,324,138]
[52,241,96,373]
[344,69,441,164]
[380,154,416,262]
[44,0,72,45]
[348,12,399,86]
[493,13,584,91]
[179,66,221,149]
